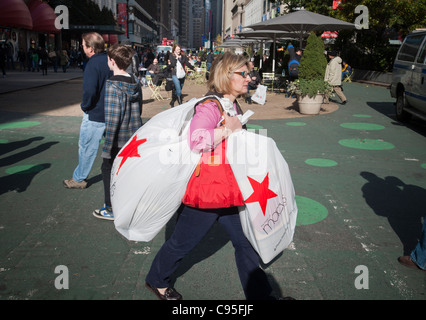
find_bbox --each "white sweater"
[324,56,342,86]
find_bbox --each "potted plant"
[287,32,333,115]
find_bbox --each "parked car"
[390,29,426,122]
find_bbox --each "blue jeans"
[410,219,426,270]
[172,75,185,97]
[146,205,272,299]
[72,113,105,182]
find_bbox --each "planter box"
[297,94,324,115]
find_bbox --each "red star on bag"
[244,173,278,216]
[116,135,147,174]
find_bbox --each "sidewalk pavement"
[0,69,425,302]
[0,67,84,94]
[0,67,339,120]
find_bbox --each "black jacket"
[169,54,194,77]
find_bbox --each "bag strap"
[193,96,224,177]
[194,95,225,126]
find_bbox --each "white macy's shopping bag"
[111,98,202,242]
[227,130,298,264]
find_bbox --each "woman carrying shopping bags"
[145,52,279,300]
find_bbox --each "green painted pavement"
[305,158,338,167]
[0,82,425,301]
[338,138,395,150]
[0,121,41,129]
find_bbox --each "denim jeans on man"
[72,113,105,182]
[411,219,426,270]
[172,75,185,97]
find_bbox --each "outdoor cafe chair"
[145,75,164,101]
[262,73,278,92]
[343,70,353,83]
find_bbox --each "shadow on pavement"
[0,163,51,195]
[0,137,58,195]
[0,141,59,168]
[360,171,426,256]
[366,101,426,138]
[0,136,44,157]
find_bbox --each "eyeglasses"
[233,71,250,78]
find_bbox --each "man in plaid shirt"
[93,44,143,220]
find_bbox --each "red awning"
[0,0,33,29]
[102,34,119,45]
[28,0,60,33]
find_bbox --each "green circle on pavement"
[340,123,385,130]
[421,163,426,170]
[286,122,306,126]
[338,138,395,150]
[296,195,328,226]
[305,158,338,167]
[5,164,46,175]
[0,121,41,129]
[0,139,8,143]
[246,124,264,130]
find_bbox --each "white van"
[390,30,426,122]
[155,45,173,56]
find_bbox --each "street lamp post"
[126,0,129,39]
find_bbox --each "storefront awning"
[69,25,125,35]
[102,34,118,45]
[28,0,60,33]
[0,0,33,29]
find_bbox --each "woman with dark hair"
[168,44,195,107]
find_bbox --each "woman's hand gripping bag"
[226,130,298,264]
[110,99,202,242]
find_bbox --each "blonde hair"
[207,52,249,94]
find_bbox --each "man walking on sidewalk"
[324,51,347,105]
[63,32,112,189]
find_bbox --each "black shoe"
[170,94,177,108]
[177,96,183,105]
[145,282,183,300]
[341,100,347,105]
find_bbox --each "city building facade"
[221,0,288,40]
[0,0,225,62]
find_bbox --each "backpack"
[288,59,300,77]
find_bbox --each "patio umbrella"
[245,9,355,48]
[217,38,258,49]
[237,29,305,41]
[236,30,310,73]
